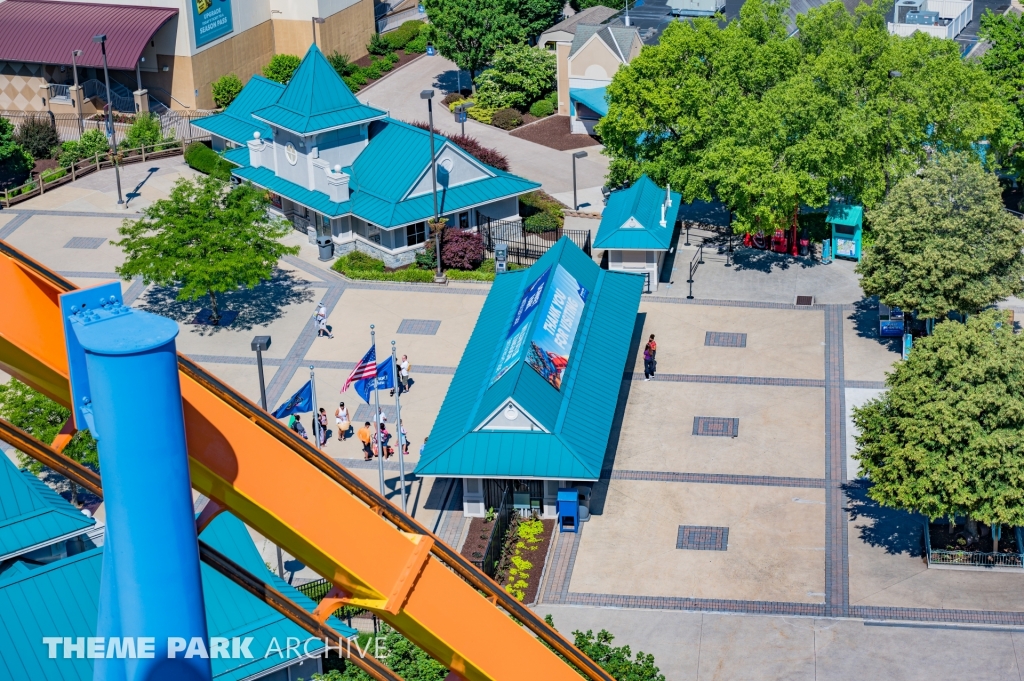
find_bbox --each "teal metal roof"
[234,118,539,226]
[827,203,863,228]
[415,238,644,481]
[0,454,94,561]
[252,45,386,135]
[594,174,681,250]
[569,87,609,117]
[0,512,355,680]
[192,76,285,146]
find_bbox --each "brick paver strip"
[845,380,886,389]
[561,593,827,617]
[354,404,397,423]
[611,469,825,488]
[705,331,747,347]
[63,236,106,249]
[122,276,147,306]
[824,304,850,617]
[56,271,121,279]
[331,456,417,475]
[626,371,825,388]
[283,255,490,296]
[4,209,137,218]
[397,319,442,335]
[677,525,729,550]
[693,416,739,437]
[0,213,32,240]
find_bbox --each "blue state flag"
[272,380,313,418]
[354,358,395,404]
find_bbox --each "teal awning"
[826,203,863,228]
[570,87,609,117]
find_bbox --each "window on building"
[407,222,427,247]
[314,213,331,237]
[459,211,469,229]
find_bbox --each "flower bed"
[499,516,554,604]
[331,250,435,282]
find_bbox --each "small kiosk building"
[828,204,864,261]
[594,175,681,292]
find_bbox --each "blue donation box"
[557,489,579,533]
[878,303,904,337]
[827,203,863,262]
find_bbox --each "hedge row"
[184,142,235,181]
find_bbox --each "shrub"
[326,51,355,78]
[184,142,234,181]
[545,90,558,108]
[442,92,465,107]
[343,72,367,91]
[491,108,523,130]
[40,167,66,183]
[520,190,565,229]
[407,122,511,172]
[367,33,392,56]
[529,99,554,117]
[59,129,109,167]
[332,251,435,282]
[524,211,560,233]
[211,74,243,108]
[14,115,60,160]
[20,181,37,194]
[475,45,557,110]
[405,33,428,54]
[441,229,484,270]
[0,117,34,188]
[122,113,173,151]
[339,250,384,272]
[363,60,384,80]
[384,20,425,50]
[262,54,301,84]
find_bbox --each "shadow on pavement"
[589,311,646,517]
[845,479,924,557]
[431,68,470,96]
[137,268,315,334]
[848,297,902,352]
[729,246,822,273]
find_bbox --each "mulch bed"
[929,522,1020,554]
[461,515,498,565]
[510,115,600,151]
[353,49,421,70]
[32,158,59,173]
[508,518,555,606]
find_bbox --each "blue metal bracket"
[59,282,130,436]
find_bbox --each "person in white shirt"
[392,355,411,397]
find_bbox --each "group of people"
[356,416,411,461]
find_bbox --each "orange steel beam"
[0,240,611,681]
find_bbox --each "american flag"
[342,346,377,394]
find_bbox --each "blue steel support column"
[68,299,211,681]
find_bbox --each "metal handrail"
[48,83,70,100]
[0,417,403,681]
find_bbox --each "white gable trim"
[403,142,496,201]
[474,398,549,433]
[620,216,644,229]
[567,31,625,68]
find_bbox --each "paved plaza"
[8,168,1024,679]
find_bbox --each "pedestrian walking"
[375,423,394,459]
[398,419,409,455]
[335,402,350,441]
[357,421,373,461]
[643,334,657,381]
[290,414,309,440]
[317,407,328,448]
[317,316,333,339]
[316,302,327,321]
[376,407,387,425]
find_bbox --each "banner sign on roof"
[193,0,233,47]
[491,268,551,385]
[525,265,589,390]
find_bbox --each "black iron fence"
[0,109,213,144]
[477,211,592,266]
[470,487,512,579]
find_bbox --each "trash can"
[576,485,592,522]
[317,235,334,261]
[557,489,579,533]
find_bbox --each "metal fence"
[470,487,512,579]
[0,109,213,144]
[924,523,1024,568]
[476,211,592,266]
[295,579,380,634]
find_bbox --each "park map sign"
[492,266,589,390]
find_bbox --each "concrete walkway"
[356,54,610,196]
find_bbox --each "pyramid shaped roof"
[252,44,386,136]
[594,174,681,250]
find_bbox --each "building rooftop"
[415,238,644,481]
[594,174,682,250]
[541,5,621,40]
[193,76,285,146]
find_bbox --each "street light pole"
[312,17,325,46]
[421,89,445,283]
[572,151,588,211]
[71,49,83,135]
[93,34,124,209]
[250,336,271,410]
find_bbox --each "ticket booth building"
[828,203,864,261]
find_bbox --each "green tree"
[979,9,1024,178]
[475,44,556,109]
[853,310,1024,550]
[857,153,1024,319]
[309,624,448,680]
[121,113,173,151]
[263,54,302,84]
[0,116,34,187]
[113,176,298,321]
[58,129,110,168]
[542,615,666,681]
[570,0,625,11]
[211,73,244,108]
[0,379,98,507]
[14,114,60,160]
[425,0,527,88]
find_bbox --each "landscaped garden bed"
[511,114,601,151]
[925,521,1024,568]
[494,514,555,605]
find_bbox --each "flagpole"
[392,341,407,512]
[371,325,385,497]
[309,365,320,449]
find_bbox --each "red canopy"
[0,0,178,71]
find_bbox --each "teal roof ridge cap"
[0,545,99,587]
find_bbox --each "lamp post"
[92,34,124,209]
[71,49,83,134]
[884,69,902,197]
[250,336,271,410]
[312,17,325,46]
[421,89,446,283]
[572,150,588,211]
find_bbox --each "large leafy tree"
[425,0,561,88]
[853,310,1024,550]
[598,0,1007,234]
[0,116,33,188]
[0,379,98,507]
[475,44,557,109]
[857,153,1024,318]
[541,615,666,681]
[114,176,298,321]
[979,9,1024,179]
